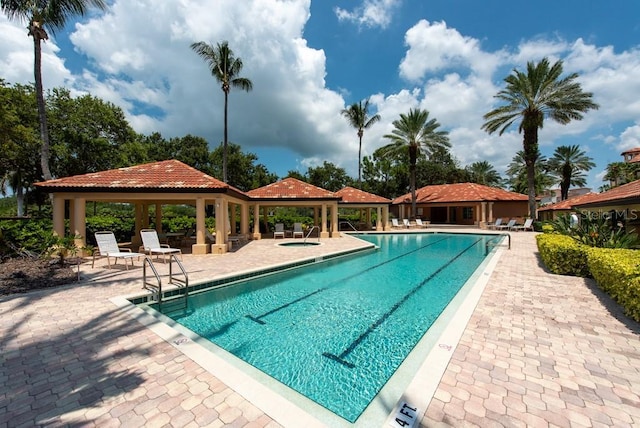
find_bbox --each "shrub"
[551,212,640,249]
[541,223,555,234]
[587,248,640,322]
[536,233,590,277]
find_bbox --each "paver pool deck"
[1,230,639,427]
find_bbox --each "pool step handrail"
[304,225,320,243]
[339,220,358,232]
[168,254,189,311]
[142,256,162,309]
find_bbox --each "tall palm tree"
[482,58,599,219]
[341,98,381,185]
[381,108,450,218]
[190,40,253,183]
[603,161,640,188]
[1,0,108,181]
[548,145,595,200]
[465,161,502,187]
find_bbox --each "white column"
[52,195,65,237]
[73,197,86,249]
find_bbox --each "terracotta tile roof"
[391,183,528,204]
[538,192,599,211]
[35,160,243,194]
[573,179,640,207]
[247,177,339,200]
[621,147,640,155]
[335,187,391,204]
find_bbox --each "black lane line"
[245,236,452,324]
[323,237,483,368]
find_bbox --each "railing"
[142,255,189,312]
[143,256,162,308]
[304,225,320,243]
[339,220,358,232]
[485,232,511,255]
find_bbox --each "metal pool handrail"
[304,225,320,243]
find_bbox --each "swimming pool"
[151,232,502,423]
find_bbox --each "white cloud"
[334,0,401,29]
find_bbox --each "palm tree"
[482,58,599,219]
[341,98,381,185]
[1,0,108,181]
[190,40,253,183]
[506,151,555,195]
[603,161,640,188]
[381,108,450,219]
[548,145,595,200]
[465,161,502,187]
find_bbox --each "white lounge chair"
[512,218,534,231]
[140,229,182,263]
[92,231,143,270]
[496,219,516,230]
[274,223,285,239]
[403,219,415,228]
[293,223,304,238]
[391,218,402,229]
[487,218,503,230]
[415,219,429,228]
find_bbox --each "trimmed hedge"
[536,234,590,277]
[587,248,640,322]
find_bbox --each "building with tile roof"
[537,192,599,221]
[247,177,342,238]
[391,183,529,226]
[35,160,252,255]
[335,187,391,231]
[572,179,640,231]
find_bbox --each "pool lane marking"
[245,236,452,325]
[322,237,484,368]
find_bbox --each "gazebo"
[246,177,342,239]
[335,186,391,231]
[34,160,251,255]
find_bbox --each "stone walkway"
[0,231,638,427]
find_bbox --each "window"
[462,207,473,220]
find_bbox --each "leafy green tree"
[209,142,277,191]
[548,144,595,200]
[465,161,502,187]
[285,170,306,181]
[190,40,253,183]
[417,146,468,186]
[306,161,353,191]
[0,80,41,215]
[381,108,450,218]
[1,0,108,181]
[341,98,381,185]
[47,88,139,177]
[482,58,599,218]
[362,148,408,199]
[144,133,212,173]
[505,151,554,195]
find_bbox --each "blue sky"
[2,0,640,192]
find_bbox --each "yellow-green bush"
[587,248,640,322]
[536,234,590,277]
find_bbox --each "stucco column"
[52,195,65,237]
[73,197,86,250]
[133,203,143,247]
[376,206,383,231]
[253,203,261,240]
[330,202,339,238]
[241,203,249,235]
[480,202,486,226]
[383,205,389,230]
[229,202,236,234]
[488,202,494,222]
[192,197,208,255]
[212,197,228,254]
[68,199,75,238]
[154,203,161,232]
[320,204,329,238]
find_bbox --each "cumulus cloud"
[334,0,402,29]
[2,1,640,188]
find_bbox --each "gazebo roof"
[392,183,528,204]
[35,160,248,197]
[247,177,339,201]
[335,186,391,204]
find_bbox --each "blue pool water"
[156,232,501,422]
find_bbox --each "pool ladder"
[143,254,189,312]
[485,233,511,255]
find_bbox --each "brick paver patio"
[0,231,638,427]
